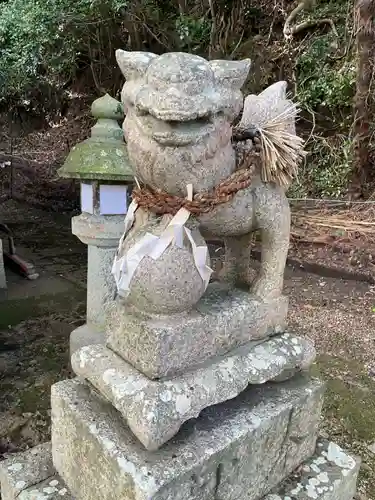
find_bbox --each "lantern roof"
[58,94,133,182]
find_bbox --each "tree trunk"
[351,0,375,196]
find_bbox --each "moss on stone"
[58,139,133,181]
[314,354,375,441]
[58,94,134,182]
[312,354,375,498]
[91,94,124,120]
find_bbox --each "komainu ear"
[259,81,287,101]
[116,50,157,80]
[209,59,251,89]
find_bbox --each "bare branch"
[283,0,338,40]
[283,0,307,39]
[292,18,338,37]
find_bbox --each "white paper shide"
[112,201,212,299]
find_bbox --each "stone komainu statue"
[115,50,304,303]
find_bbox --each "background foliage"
[0,0,373,199]
[0,0,129,108]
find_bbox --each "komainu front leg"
[252,185,291,300]
[219,233,253,287]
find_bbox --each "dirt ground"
[0,200,374,499]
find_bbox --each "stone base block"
[265,441,360,500]
[51,374,324,500]
[70,323,105,356]
[72,333,316,450]
[0,443,72,500]
[0,440,359,500]
[108,282,288,379]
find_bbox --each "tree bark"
[351,0,375,196]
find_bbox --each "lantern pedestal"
[70,213,124,354]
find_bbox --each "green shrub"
[309,136,353,197]
[0,0,128,103]
[176,14,211,54]
[289,135,353,198]
[292,0,356,198]
[297,36,356,119]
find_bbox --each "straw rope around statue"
[132,166,256,216]
[132,106,306,216]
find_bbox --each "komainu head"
[116,50,251,196]
[116,50,251,123]
[116,50,303,193]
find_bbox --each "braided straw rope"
[132,165,255,216]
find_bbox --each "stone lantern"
[58,94,133,355]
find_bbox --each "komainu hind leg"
[251,184,291,300]
[218,233,253,287]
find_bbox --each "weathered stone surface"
[116,210,210,315]
[58,94,132,182]
[0,443,55,500]
[69,323,104,356]
[72,333,316,450]
[264,440,360,500]
[17,475,74,499]
[86,244,119,331]
[199,180,291,300]
[71,213,126,248]
[117,50,294,301]
[117,51,249,196]
[91,93,124,120]
[0,440,358,500]
[69,213,125,355]
[107,281,288,379]
[52,375,324,500]
[0,443,73,500]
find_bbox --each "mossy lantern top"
[58,94,133,182]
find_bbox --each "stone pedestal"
[0,443,360,500]
[47,288,359,500]
[265,440,360,500]
[0,382,360,500]
[72,334,315,450]
[69,214,124,354]
[108,284,288,379]
[51,375,323,500]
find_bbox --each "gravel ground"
[285,269,375,500]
